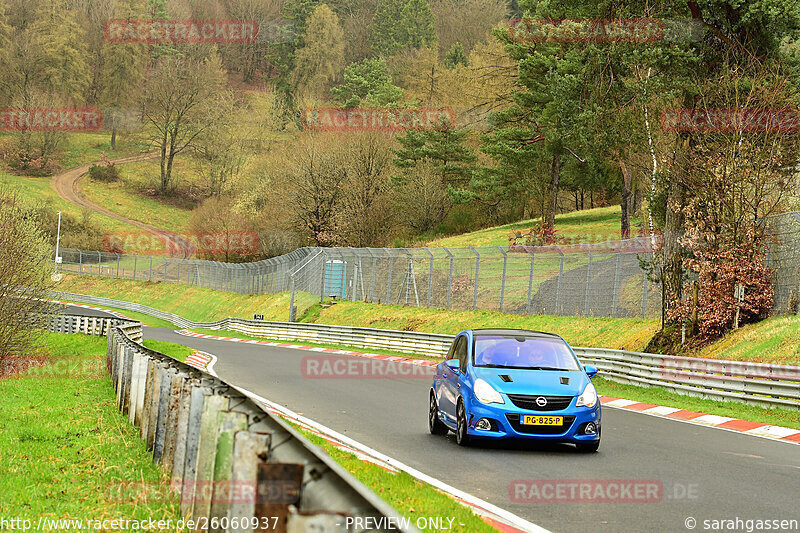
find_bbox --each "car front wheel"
[429,393,449,435]
[455,401,470,446]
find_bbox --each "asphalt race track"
[63,306,800,533]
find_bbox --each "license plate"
[522,415,563,426]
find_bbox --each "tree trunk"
[619,159,632,239]
[662,133,690,326]
[633,185,643,216]
[544,152,561,231]
[110,114,117,150]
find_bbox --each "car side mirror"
[584,365,598,379]
[445,359,460,373]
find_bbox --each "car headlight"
[576,382,598,408]
[474,379,504,405]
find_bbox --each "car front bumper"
[463,399,601,443]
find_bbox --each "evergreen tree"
[331,57,404,107]
[444,42,468,69]
[371,0,435,56]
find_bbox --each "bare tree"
[142,53,227,192]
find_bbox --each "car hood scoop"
[475,368,587,396]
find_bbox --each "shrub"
[88,162,120,182]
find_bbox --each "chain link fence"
[766,212,800,315]
[57,213,800,319]
[59,236,662,318]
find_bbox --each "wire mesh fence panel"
[57,217,800,320]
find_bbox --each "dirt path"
[50,151,177,238]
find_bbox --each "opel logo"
[535,396,547,407]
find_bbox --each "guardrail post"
[497,246,508,312]
[470,246,479,310]
[256,463,304,533]
[187,392,229,520]
[209,410,249,532]
[176,384,209,506]
[228,432,271,533]
[153,366,177,462]
[165,377,196,475]
[161,371,187,471]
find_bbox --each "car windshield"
[473,335,581,371]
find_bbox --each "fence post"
[79,249,82,273]
[149,256,153,281]
[555,247,564,315]
[98,251,102,276]
[581,244,592,316]
[526,249,535,315]
[424,248,434,308]
[289,276,297,322]
[116,253,120,277]
[444,247,454,310]
[642,254,650,317]
[133,255,137,280]
[384,248,393,303]
[470,246,479,310]
[612,253,622,317]
[496,246,508,313]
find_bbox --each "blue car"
[429,328,601,452]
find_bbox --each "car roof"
[468,328,561,338]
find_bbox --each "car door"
[434,338,458,418]
[441,336,467,422]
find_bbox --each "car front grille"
[506,394,573,411]
[505,414,576,435]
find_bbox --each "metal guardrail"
[57,292,800,411]
[42,313,414,532]
[34,312,143,343]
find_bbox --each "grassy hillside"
[81,159,198,233]
[697,315,800,366]
[59,275,659,351]
[427,206,645,248]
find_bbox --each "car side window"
[456,337,468,373]
[445,338,458,360]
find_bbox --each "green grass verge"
[594,377,800,430]
[57,299,178,329]
[295,427,497,533]
[142,339,194,363]
[58,275,318,324]
[696,315,800,366]
[0,332,183,526]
